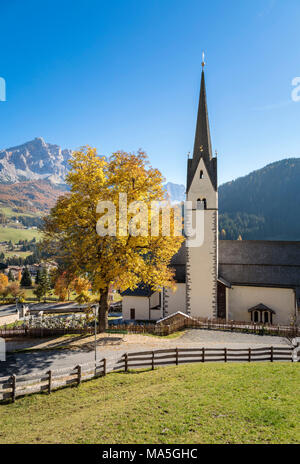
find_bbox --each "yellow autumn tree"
[43,147,184,331]
[54,272,69,301]
[71,276,91,294]
[0,273,8,290]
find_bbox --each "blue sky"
[1,0,300,185]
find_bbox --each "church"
[122,63,300,326]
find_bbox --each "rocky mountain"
[0,137,72,184]
[0,137,299,240]
[164,182,185,203]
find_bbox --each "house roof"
[121,284,154,297]
[157,311,193,324]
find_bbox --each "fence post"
[11,374,16,403]
[175,347,179,366]
[124,353,128,372]
[77,365,82,385]
[48,370,52,394]
[224,347,227,363]
[202,347,205,362]
[152,351,155,370]
[103,358,107,376]
[248,347,251,362]
[270,346,273,362]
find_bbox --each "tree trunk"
[98,287,109,333]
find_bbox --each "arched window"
[197,198,207,210]
[200,170,204,179]
[249,304,275,324]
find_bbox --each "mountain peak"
[0,138,72,185]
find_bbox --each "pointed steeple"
[193,68,212,163]
[187,59,217,192]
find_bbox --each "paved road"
[0,305,18,317]
[179,329,291,346]
[0,349,124,377]
[0,329,292,377]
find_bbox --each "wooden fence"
[0,327,95,339]
[0,345,298,403]
[0,358,106,403]
[0,318,299,339]
[167,317,300,339]
[116,346,295,371]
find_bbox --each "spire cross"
[201,52,205,69]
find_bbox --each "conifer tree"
[8,269,15,281]
[34,268,50,302]
[20,267,32,287]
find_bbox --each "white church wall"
[165,283,186,315]
[187,158,217,210]
[122,296,149,320]
[228,285,296,325]
[187,158,218,318]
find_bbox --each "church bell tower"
[186,57,218,318]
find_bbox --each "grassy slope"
[0,363,299,444]
[0,206,41,218]
[0,227,41,243]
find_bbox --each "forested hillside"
[219,158,300,240]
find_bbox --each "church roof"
[219,240,300,289]
[122,241,300,304]
[186,69,217,192]
[171,240,300,290]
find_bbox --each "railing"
[0,318,299,339]
[0,327,94,338]
[116,346,295,371]
[161,317,300,339]
[0,359,106,403]
[1,345,297,403]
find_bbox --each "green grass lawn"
[3,250,32,258]
[0,206,41,218]
[0,226,41,243]
[0,363,299,444]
